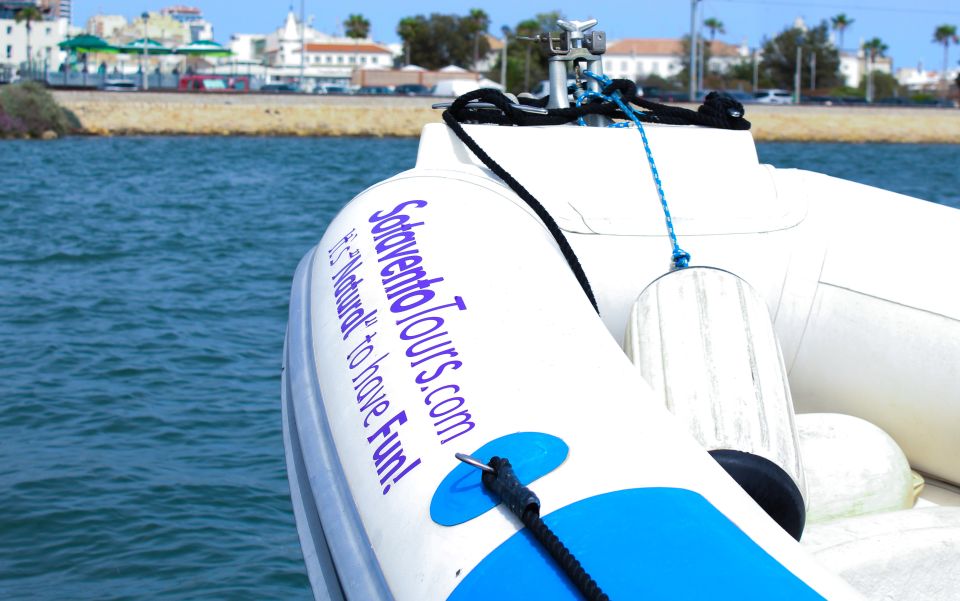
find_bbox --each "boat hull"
[283,164,863,599]
[284,123,959,599]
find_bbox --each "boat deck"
[917,476,960,508]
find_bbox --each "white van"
[431,79,504,97]
[753,89,794,104]
[431,79,483,97]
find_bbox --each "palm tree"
[344,14,371,40]
[703,17,725,41]
[701,17,724,87]
[863,37,888,59]
[397,17,420,65]
[14,5,44,72]
[862,37,888,102]
[830,13,854,51]
[933,25,958,86]
[467,8,490,70]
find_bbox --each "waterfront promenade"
[53,90,960,142]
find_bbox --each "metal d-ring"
[455,452,495,473]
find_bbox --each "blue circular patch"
[429,432,568,526]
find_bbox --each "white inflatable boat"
[282,19,960,601]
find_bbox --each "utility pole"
[794,45,802,103]
[299,0,305,91]
[689,0,700,101]
[752,48,759,91]
[698,35,705,94]
[810,51,816,90]
[500,26,509,88]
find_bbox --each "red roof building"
[300,42,393,69]
[603,38,747,81]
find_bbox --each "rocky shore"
[54,90,960,143]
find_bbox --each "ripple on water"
[0,136,417,600]
[1,137,957,600]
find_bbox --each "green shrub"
[0,105,28,137]
[0,81,76,137]
[830,86,864,99]
[910,92,937,102]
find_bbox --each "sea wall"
[54,90,960,143]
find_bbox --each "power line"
[710,0,960,15]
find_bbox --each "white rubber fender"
[624,267,805,498]
[797,413,915,524]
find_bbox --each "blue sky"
[76,1,960,72]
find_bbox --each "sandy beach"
[54,90,960,143]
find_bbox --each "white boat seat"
[802,507,960,601]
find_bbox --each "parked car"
[356,86,394,95]
[260,83,299,93]
[753,89,794,104]
[690,90,754,104]
[643,87,691,102]
[717,90,755,104]
[394,84,431,96]
[908,97,957,108]
[430,79,486,97]
[101,79,137,92]
[802,95,837,106]
[315,84,351,95]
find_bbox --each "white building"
[160,5,213,42]
[228,33,265,63]
[85,14,125,39]
[302,41,391,70]
[602,38,747,81]
[896,63,958,92]
[85,12,190,47]
[473,34,503,73]
[120,12,192,46]
[39,0,69,23]
[1,13,69,72]
[838,49,892,88]
[228,10,393,86]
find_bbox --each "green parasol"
[173,40,232,57]
[119,38,172,55]
[58,34,119,54]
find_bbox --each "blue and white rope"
[578,71,690,269]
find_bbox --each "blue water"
[1,137,957,600]
[757,142,960,208]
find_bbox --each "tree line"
[339,9,958,98]
[344,9,561,92]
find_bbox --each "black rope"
[443,84,751,130]
[439,81,751,315]
[481,456,610,601]
[441,101,600,314]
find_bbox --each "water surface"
[1,137,956,600]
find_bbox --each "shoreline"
[52,90,960,143]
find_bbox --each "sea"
[1,138,958,600]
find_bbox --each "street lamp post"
[141,12,149,90]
